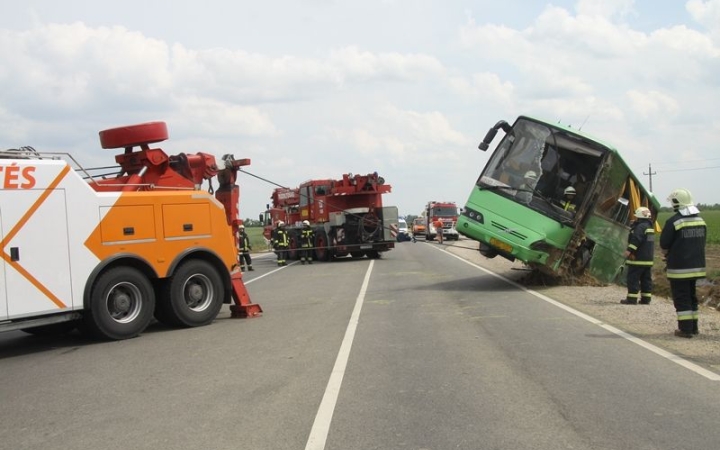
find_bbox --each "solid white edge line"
[242,262,296,285]
[304,260,375,450]
[434,245,720,381]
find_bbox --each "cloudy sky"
[1,0,719,219]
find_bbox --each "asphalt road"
[2,241,720,450]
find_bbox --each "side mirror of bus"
[479,120,511,151]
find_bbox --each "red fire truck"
[262,172,398,260]
[424,201,460,241]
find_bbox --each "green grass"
[245,226,272,252]
[657,210,720,244]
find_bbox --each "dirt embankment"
[444,239,720,371]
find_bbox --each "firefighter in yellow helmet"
[621,207,654,305]
[660,188,707,338]
[272,221,289,266]
[237,224,254,272]
[561,186,577,212]
[299,220,314,265]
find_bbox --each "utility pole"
[644,163,657,192]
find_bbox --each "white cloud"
[1,1,719,215]
[687,0,720,31]
[626,89,680,119]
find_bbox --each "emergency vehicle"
[0,121,261,340]
[262,172,398,260]
[424,201,460,241]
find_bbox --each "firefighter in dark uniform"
[237,224,254,272]
[660,188,707,338]
[621,206,654,304]
[299,220,314,265]
[272,221,289,267]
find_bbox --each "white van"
[397,219,410,241]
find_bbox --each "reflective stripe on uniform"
[677,310,694,321]
[666,267,706,279]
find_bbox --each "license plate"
[489,238,513,254]
[360,245,372,249]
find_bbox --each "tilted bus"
[457,115,660,284]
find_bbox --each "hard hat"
[564,186,576,195]
[524,170,537,180]
[302,220,310,226]
[667,188,694,208]
[634,206,651,219]
[277,220,285,227]
[239,224,245,229]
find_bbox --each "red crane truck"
[262,172,398,260]
[0,121,261,340]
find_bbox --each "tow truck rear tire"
[158,260,224,328]
[85,266,156,340]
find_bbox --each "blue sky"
[1,0,719,219]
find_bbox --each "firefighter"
[237,224,254,272]
[560,186,577,212]
[660,188,707,338]
[299,220,314,265]
[272,221,289,267]
[433,218,444,244]
[516,170,537,203]
[621,207,654,305]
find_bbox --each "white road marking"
[437,246,720,381]
[304,260,374,450]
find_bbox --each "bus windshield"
[477,118,607,223]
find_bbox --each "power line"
[659,165,720,173]
[652,157,720,167]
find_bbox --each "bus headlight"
[462,207,484,224]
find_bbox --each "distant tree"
[405,214,418,224]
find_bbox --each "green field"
[245,226,273,252]
[656,210,720,244]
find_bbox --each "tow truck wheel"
[314,230,330,261]
[85,266,155,340]
[159,260,224,328]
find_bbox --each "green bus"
[457,115,660,284]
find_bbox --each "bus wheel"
[159,260,224,328]
[479,242,498,258]
[85,266,155,340]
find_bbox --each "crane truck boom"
[262,172,398,260]
[0,121,261,340]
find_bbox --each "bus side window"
[611,197,630,224]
